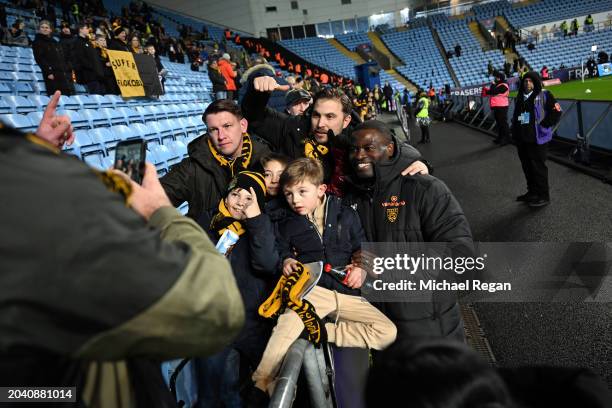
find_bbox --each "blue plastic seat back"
[0,113,35,132]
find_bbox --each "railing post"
[302,344,335,408]
[269,339,309,408]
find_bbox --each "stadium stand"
[0,42,209,186]
[516,28,612,72]
[472,0,512,22]
[432,15,505,87]
[279,37,357,79]
[504,0,612,29]
[335,32,371,51]
[381,27,455,90]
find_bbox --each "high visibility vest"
[490,83,509,107]
[416,97,429,118]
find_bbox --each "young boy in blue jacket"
[251,158,397,395]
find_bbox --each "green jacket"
[0,124,245,407]
[416,97,430,118]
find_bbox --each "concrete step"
[367,31,402,66]
[469,21,493,51]
[327,38,365,64]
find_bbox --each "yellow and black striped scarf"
[259,262,326,346]
[208,133,253,177]
[304,137,329,161]
[210,199,246,238]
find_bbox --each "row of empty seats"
[517,28,612,72]
[382,27,454,90]
[280,37,357,79]
[504,0,612,29]
[335,33,371,51]
[433,16,506,86]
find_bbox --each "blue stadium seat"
[143,121,163,147]
[62,137,82,158]
[0,63,14,73]
[117,107,143,124]
[149,105,166,120]
[131,122,161,146]
[26,111,44,128]
[167,118,187,138]
[89,94,114,109]
[75,129,105,157]
[156,119,175,144]
[168,140,188,159]
[106,94,128,108]
[83,153,108,170]
[0,113,35,132]
[58,95,80,111]
[0,99,10,114]
[72,95,98,110]
[14,82,35,95]
[0,82,11,95]
[90,127,119,151]
[58,110,89,130]
[110,124,136,141]
[135,106,155,122]
[81,109,108,128]
[100,108,128,126]
[2,95,37,113]
[165,104,180,119]
[175,103,191,118]
[191,115,206,133]
[147,148,167,176]
[14,72,34,82]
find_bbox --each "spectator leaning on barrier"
[511,71,562,208]
[160,99,271,219]
[0,92,245,408]
[33,20,75,96]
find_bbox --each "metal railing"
[270,339,335,408]
[443,94,612,183]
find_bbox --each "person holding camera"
[0,92,245,408]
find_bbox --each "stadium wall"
[146,0,416,37]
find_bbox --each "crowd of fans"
[2,1,612,408]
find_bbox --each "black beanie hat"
[226,171,267,210]
[113,26,126,38]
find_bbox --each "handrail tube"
[302,345,334,408]
[269,339,309,408]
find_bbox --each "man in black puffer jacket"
[161,99,270,219]
[343,120,474,343]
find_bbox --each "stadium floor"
[380,113,612,388]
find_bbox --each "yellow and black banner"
[107,50,145,97]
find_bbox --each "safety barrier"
[269,339,335,408]
[443,94,612,183]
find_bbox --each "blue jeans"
[195,348,242,408]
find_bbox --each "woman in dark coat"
[32,20,75,96]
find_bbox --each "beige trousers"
[252,286,397,393]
